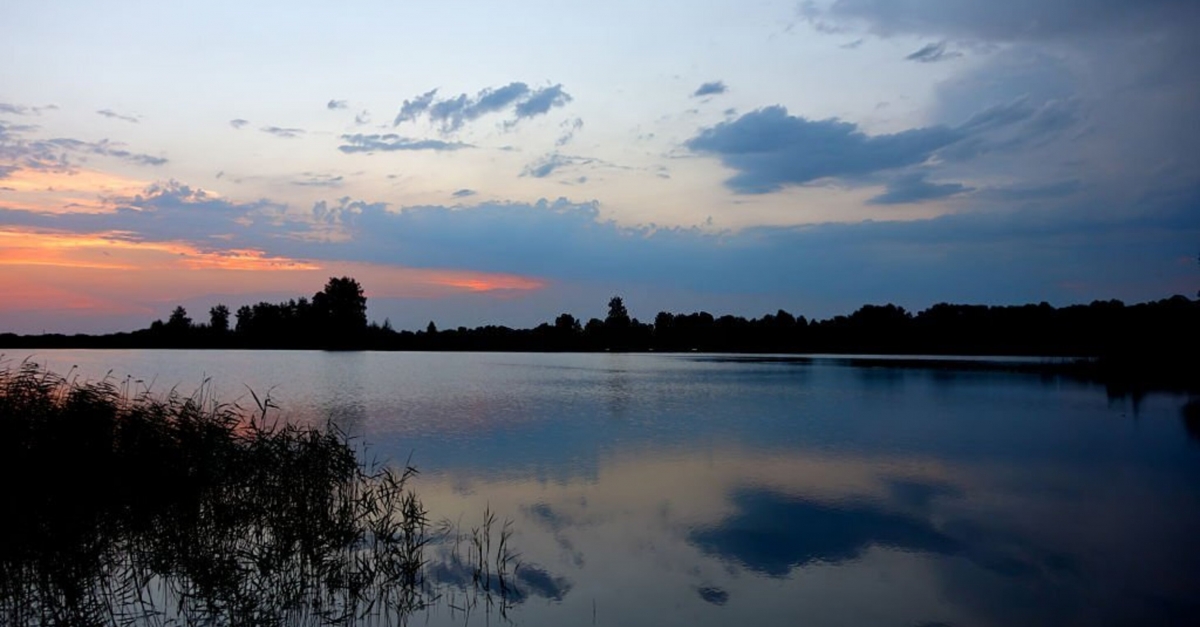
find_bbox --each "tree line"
[1,277,1196,365]
[147,277,371,348]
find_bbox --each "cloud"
[451,189,476,198]
[686,97,1084,196]
[354,110,370,125]
[229,119,250,129]
[394,82,573,132]
[96,109,140,123]
[326,99,348,110]
[686,106,962,193]
[513,84,572,119]
[292,173,344,188]
[521,153,595,178]
[976,179,1081,202]
[6,182,1196,320]
[556,118,584,147]
[260,126,305,139]
[905,41,961,63]
[0,123,167,170]
[63,139,167,166]
[337,133,471,153]
[693,81,728,97]
[0,181,291,245]
[430,82,531,131]
[262,192,1196,314]
[1017,98,1082,138]
[393,89,438,126]
[868,173,972,204]
[0,103,53,116]
[473,82,533,114]
[810,0,1200,201]
[957,97,1041,133]
[941,97,1082,161]
[821,0,1198,43]
[406,83,532,131]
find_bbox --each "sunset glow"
[0,167,148,214]
[0,229,316,271]
[0,227,547,326]
[434,275,546,293]
[1,6,1197,627]
[0,0,1195,332]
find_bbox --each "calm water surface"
[8,350,1200,627]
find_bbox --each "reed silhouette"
[0,361,531,627]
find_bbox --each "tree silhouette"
[312,277,368,344]
[234,305,253,334]
[166,306,191,333]
[555,313,582,333]
[606,296,630,328]
[209,304,231,333]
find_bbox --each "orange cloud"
[0,167,148,214]
[178,249,321,271]
[0,229,316,272]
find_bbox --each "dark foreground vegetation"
[0,361,527,627]
[2,277,1197,389]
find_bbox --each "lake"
[5,349,1199,626]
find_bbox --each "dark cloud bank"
[2,178,1195,319]
[796,0,1200,207]
[685,97,1080,196]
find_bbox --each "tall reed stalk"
[0,361,520,627]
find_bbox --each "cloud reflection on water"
[689,487,959,577]
[415,440,1199,627]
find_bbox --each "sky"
[1,0,1197,333]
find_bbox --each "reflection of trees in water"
[0,363,561,626]
[317,351,370,434]
[605,366,633,419]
